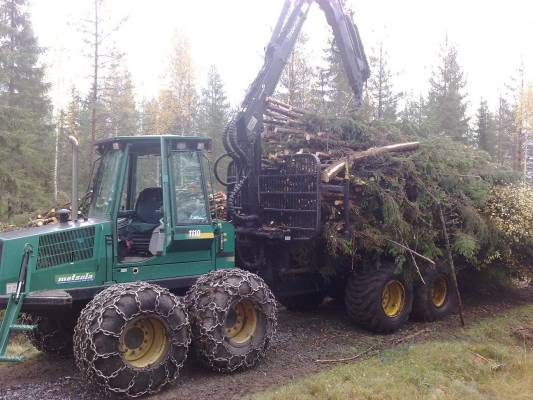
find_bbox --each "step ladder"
[0,246,36,362]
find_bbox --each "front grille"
[37,227,96,269]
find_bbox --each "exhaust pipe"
[68,135,79,223]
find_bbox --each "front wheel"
[345,265,413,333]
[186,269,277,372]
[73,282,190,397]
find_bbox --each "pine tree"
[101,62,138,136]
[158,32,197,135]
[367,43,399,123]
[495,96,514,165]
[425,38,469,142]
[312,34,354,116]
[400,94,426,137]
[475,99,496,156]
[277,33,314,109]
[312,66,330,114]
[509,64,530,174]
[0,0,52,220]
[197,65,230,187]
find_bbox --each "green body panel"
[0,219,111,295]
[0,219,234,295]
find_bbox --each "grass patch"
[252,305,533,400]
[4,333,39,359]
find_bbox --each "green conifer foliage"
[367,43,399,124]
[318,36,353,116]
[476,99,497,157]
[400,95,426,138]
[101,63,138,137]
[321,137,520,276]
[0,0,52,220]
[197,65,230,188]
[277,33,314,109]
[495,96,515,165]
[425,38,469,142]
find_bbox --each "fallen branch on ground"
[388,328,431,346]
[315,345,376,364]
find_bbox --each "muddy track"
[0,287,531,400]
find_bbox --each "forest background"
[0,0,532,223]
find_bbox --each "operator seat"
[125,187,163,256]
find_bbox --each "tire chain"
[185,268,277,373]
[73,281,191,398]
[19,313,74,356]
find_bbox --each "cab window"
[89,149,123,219]
[171,151,209,225]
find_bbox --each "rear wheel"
[278,292,325,312]
[20,313,76,356]
[186,269,277,372]
[73,282,190,397]
[412,267,457,321]
[345,266,413,333]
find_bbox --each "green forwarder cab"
[0,135,276,397]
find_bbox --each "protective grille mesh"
[37,227,96,269]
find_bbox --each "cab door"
[165,142,215,263]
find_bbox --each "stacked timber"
[263,97,419,186]
[26,192,92,227]
[210,191,228,220]
[263,97,358,159]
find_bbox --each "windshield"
[89,149,123,219]
[171,151,209,225]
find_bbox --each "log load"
[257,97,526,281]
[262,97,420,183]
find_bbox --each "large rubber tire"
[411,267,457,322]
[73,282,190,398]
[345,266,413,333]
[278,292,325,312]
[20,313,76,357]
[186,269,277,372]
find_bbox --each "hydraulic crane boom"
[222,0,369,227]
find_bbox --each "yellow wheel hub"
[382,280,406,318]
[120,317,168,368]
[431,276,448,308]
[224,300,258,345]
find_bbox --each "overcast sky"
[30,0,533,116]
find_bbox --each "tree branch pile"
[261,98,530,280]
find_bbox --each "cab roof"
[96,135,211,145]
[96,135,212,154]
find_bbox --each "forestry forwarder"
[0,0,456,398]
[217,0,457,334]
[0,134,277,397]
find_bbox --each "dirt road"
[0,287,531,400]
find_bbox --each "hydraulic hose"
[227,174,259,226]
[213,153,233,187]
